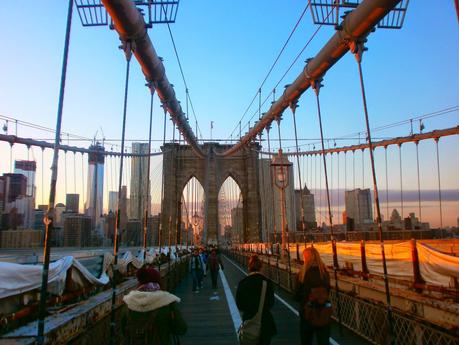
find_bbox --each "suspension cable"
[415,141,422,222]
[37,1,73,343]
[81,152,85,208]
[352,41,394,342]
[311,78,342,330]
[361,148,365,188]
[384,146,389,221]
[111,40,133,345]
[290,100,307,241]
[41,148,45,205]
[266,126,277,244]
[163,9,202,139]
[73,152,77,195]
[435,138,443,237]
[143,86,155,260]
[337,151,340,225]
[398,144,404,219]
[352,150,356,190]
[228,2,310,139]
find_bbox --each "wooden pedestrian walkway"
[172,254,370,345]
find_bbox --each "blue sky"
[0,1,458,224]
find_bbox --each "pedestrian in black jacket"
[236,254,277,345]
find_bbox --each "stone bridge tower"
[160,142,261,244]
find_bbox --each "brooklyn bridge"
[0,1,458,344]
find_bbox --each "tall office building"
[129,143,150,220]
[119,185,128,231]
[66,194,79,213]
[258,159,295,241]
[14,160,37,227]
[108,191,118,213]
[294,186,316,230]
[14,161,36,197]
[345,188,373,230]
[3,173,27,203]
[64,215,92,247]
[0,176,5,212]
[84,143,105,229]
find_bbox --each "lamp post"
[271,149,292,261]
[192,212,200,246]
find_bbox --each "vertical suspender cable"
[41,148,45,205]
[352,150,356,190]
[73,152,77,195]
[362,148,365,188]
[311,78,342,331]
[337,152,340,225]
[399,144,404,219]
[352,42,394,342]
[435,138,443,237]
[290,101,306,242]
[385,146,389,221]
[81,153,85,210]
[159,106,168,250]
[143,86,155,260]
[64,150,68,197]
[344,151,347,239]
[267,127,277,245]
[111,40,133,345]
[37,0,73,343]
[415,141,422,222]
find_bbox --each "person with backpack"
[295,247,332,345]
[236,254,277,345]
[121,266,187,345]
[207,248,223,289]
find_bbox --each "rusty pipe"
[101,0,205,158]
[219,0,402,157]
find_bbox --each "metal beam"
[259,126,459,156]
[100,0,205,158]
[219,0,402,157]
[0,134,163,157]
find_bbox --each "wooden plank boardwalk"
[172,254,370,345]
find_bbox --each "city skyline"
[0,2,457,213]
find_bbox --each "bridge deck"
[173,254,369,345]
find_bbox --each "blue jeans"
[191,270,201,291]
[300,318,330,345]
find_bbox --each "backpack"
[125,310,159,345]
[303,286,332,327]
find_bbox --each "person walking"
[295,247,332,345]
[189,248,204,292]
[236,254,277,345]
[121,267,187,345]
[207,248,223,289]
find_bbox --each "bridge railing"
[224,248,459,345]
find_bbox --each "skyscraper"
[294,186,316,231]
[129,142,150,220]
[64,215,92,247]
[3,173,27,203]
[14,161,36,197]
[66,194,79,213]
[108,191,118,213]
[345,188,373,230]
[119,185,128,231]
[85,143,105,230]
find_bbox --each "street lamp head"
[271,149,292,189]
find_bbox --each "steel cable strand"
[311,78,343,332]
